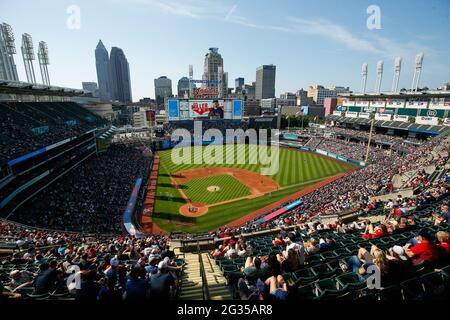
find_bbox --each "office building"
[177,76,190,97]
[109,46,132,103]
[255,65,276,100]
[154,76,172,104]
[202,47,227,97]
[95,40,111,100]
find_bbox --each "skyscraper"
[109,46,132,103]
[235,77,244,90]
[177,76,190,97]
[154,76,172,104]
[202,47,227,97]
[95,40,110,101]
[255,65,276,100]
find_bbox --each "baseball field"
[152,145,354,233]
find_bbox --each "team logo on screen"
[191,102,211,115]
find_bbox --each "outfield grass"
[183,174,250,205]
[153,145,353,232]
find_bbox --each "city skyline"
[1,0,449,101]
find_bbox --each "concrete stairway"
[201,253,232,300]
[178,252,204,300]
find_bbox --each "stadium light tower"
[361,63,368,93]
[21,33,36,84]
[37,41,50,85]
[218,65,223,98]
[188,64,193,98]
[391,57,402,93]
[375,60,384,93]
[0,22,19,81]
[411,53,424,92]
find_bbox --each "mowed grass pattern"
[153,145,353,232]
[182,174,251,205]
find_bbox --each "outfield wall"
[278,141,366,167]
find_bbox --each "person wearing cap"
[123,267,148,301]
[403,229,439,265]
[148,259,176,300]
[7,269,34,291]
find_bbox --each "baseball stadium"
[1,7,450,306]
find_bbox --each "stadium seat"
[336,272,366,290]
[293,268,317,285]
[297,283,321,300]
[379,285,405,301]
[401,277,426,300]
[315,277,346,299]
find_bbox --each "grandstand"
[0,79,449,300]
[1,61,450,305]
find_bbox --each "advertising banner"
[358,112,371,119]
[193,87,219,97]
[416,116,439,125]
[375,113,393,121]
[443,118,450,126]
[346,111,358,118]
[394,115,409,122]
[168,99,180,121]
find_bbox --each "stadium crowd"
[0,228,181,301]
[7,142,152,234]
[0,102,105,165]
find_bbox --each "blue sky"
[1,0,449,101]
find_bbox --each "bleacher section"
[210,197,450,300]
[0,102,106,164]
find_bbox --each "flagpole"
[365,117,375,163]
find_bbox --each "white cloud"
[225,4,237,21]
[286,17,381,54]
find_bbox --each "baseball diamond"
[153,144,354,233]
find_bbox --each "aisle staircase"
[178,252,204,300]
[201,253,232,300]
[177,249,232,300]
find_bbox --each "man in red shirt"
[404,229,438,265]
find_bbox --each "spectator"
[148,260,175,300]
[404,229,439,265]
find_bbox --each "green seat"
[336,272,365,290]
[421,271,450,297]
[401,278,426,300]
[297,283,321,300]
[26,293,50,300]
[311,264,335,278]
[226,271,244,284]
[319,251,338,261]
[293,268,317,285]
[221,264,238,277]
[379,285,404,301]
[316,277,345,298]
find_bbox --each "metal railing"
[197,241,210,300]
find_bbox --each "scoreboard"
[167,99,243,121]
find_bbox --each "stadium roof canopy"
[0,80,83,97]
[340,91,450,100]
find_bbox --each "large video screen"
[167,99,243,121]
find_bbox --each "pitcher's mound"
[207,186,220,192]
[179,202,208,217]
